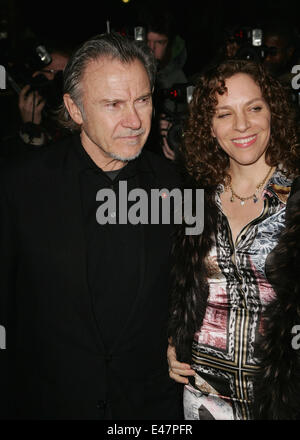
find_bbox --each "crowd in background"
[1,1,300,421]
[1,2,300,160]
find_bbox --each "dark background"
[2,0,300,77]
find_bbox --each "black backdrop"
[4,0,299,77]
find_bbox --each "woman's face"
[211,73,271,167]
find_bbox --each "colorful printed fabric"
[184,169,293,420]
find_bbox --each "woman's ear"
[63,94,83,125]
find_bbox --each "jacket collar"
[263,168,293,205]
[70,133,156,181]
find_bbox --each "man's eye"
[139,96,151,104]
[107,102,118,109]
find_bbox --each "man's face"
[147,32,168,61]
[263,34,294,75]
[68,57,153,164]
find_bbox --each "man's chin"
[109,147,143,162]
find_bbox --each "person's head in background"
[35,42,73,80]
[144,9,176,68]
[263,19,298,77]
[38,51,69,81]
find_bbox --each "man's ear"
[63,94,83,125]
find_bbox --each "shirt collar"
[263,168,293,204]
[73,134,140,180]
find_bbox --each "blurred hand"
[167,343,196,384]
[160,115,175,161]
[19,85,45,125]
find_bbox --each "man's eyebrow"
[135,92,152,100]
[98,92,152,104]
[216,97,265,110]
[98,98,123,104]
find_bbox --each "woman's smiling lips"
[231,134,257,148]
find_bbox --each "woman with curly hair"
[167,59,300,420]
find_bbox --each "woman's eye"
[217,113,230,118]
[251,106,262,111]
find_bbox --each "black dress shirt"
[74,139,143,348]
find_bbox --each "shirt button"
[241,235,246,240]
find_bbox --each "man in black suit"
[0,33,182,419]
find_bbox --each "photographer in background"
[1,44,71,157]
[262,21,300,114]
[211,21,300,109]
[139,7,188,160]
[145,11,187,92]
[262,20,300,88]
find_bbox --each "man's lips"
[115,132,145,145]
[232,134,257,147]
[115,129,145,140]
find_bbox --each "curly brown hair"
[181,59,300,186]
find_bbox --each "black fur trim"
[253,178,300,419]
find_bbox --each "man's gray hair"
[59,32,157,131]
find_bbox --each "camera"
[26,45,52,72]
[6,44,63,109]
[27,71,64,109]
[227,27,276,61]
[6,44,52,93]
[157,83,195,152]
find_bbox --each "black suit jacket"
[0,135,182,420]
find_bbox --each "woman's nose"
[234,112,250,131]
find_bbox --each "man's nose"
[122,106,142,130]
[147,41,155,52]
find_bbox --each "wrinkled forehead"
[82,56,149,82]
[79,56,151,99]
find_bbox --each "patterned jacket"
[169,173,300,419]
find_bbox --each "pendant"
[240,200,245,206]
[230,195,234,202]
[253,194,258,203]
